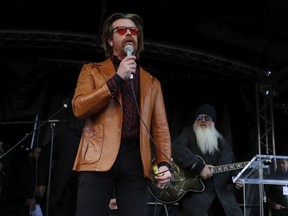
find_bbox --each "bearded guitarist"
[171,104,244,216]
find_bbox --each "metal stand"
[0,101,68,161]
[45,122,56,216]
[0,100,69,216]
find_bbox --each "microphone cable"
[129,77,170,216]
[129,78,174,173]
[128,77,177,216]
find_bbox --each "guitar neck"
[211,161,249,173]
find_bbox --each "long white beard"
[193,121,221,154]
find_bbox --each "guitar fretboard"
[211,161,249,173]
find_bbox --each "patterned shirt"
[107,56,140,141]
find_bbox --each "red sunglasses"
[112,26,139,36]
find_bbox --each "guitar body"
[148,158,204,204]
[149,156,249,204]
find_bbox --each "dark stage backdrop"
[0,59,259,160]
[1,55,288,216]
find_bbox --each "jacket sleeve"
[72,64,113,119]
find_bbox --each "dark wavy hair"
[101,12,144,58]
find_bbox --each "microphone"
[62,98,70,108]
[124,44,133,56]
[124,45,134,79]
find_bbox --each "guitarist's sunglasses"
[196,115,212,122]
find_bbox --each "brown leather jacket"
[72,58,171,180]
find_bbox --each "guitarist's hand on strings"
[199,164,213,180]
[154,165,172,189]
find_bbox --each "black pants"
[76,141,149,216]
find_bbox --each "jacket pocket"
[80,125,104,163]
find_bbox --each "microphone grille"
[124,45,133,55]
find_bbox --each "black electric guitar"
[148,156,249,204]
